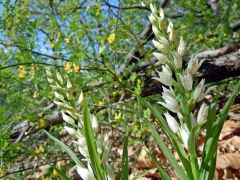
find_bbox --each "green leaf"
[149,153,171,180]
[121,125,129,180]
[149,123,189,180]
[201,79,240,179]
[138,96,192,177]
[43,130,84,168]
[83,98,105,180]
[188,125,202,179]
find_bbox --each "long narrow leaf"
[83,98,105,180]
[43,130,84,168]
[121,125,129,180]
[149,153,171,180]
[138,96,192,177]
[149,123,189,180]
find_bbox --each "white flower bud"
[153,72,173,86]
[67,78,72,89]
[47,77,54,84]
[162,65,172,76]
[159,8,164,20]
[150,3,158,17]
[167,22,177,42]
[179,72,193,91]
[153,52,167,64]
[55,91,65,101]
[164,112,179,133]
[91,115,98,133]
[56,71,64,85]
[64,126,77,135]
[179,124,189,149]
[62,111,75,125]
[77,163,94,180]
[46,68,53,77]
[197,103,208,124]
[172,52,182,69]
[149,14,157,25]
[152,26,161,37]
[152,39,164,50]
[193,79,205,102]
[158,36,170,48]
[187,57,205,75]
[158,86,180,113]
[178,36,186,56]
[77,91,84,106]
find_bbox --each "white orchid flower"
[164,112,180,133]
[153,52,168,64]
[158,86,180,113]
[193,79,205,102]
[179,72,193,91]
[179,124,190,149]
[197,103,209,124]
[187,57,205,75]
[77,163,95,180]
[178,36,186,56]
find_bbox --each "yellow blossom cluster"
[107,33,116,44]
[64,62,80,73]
[18,65,27,78]
[38,119,46,128]
[114,112,121,120]
[35,146,45,154]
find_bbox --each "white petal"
[152,39,164,50]
[91,115,99,132]
[76,163,94,180]
[172,52,182,69]
[62,111,75,125]
[159,102,179,113]
[197,103,208,124]
[193,79,205,102]
[179,72,193,91]
[153,52,167,64]
[179,124,189,149]
[64,126,77,135]
[178,36,186,56]
[164,112,179,133]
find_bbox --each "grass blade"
[149,123,189,180]
[149,153,171,180]
[121,125,129,180]
[43,130,84,168]
[83,98,105,180]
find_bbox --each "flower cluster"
[107,33,116,44]
[46,68,114,179]
[149,4,210,149]
[64,62,80,73]
[18,65,27,78]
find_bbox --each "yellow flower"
[0,168,5,176]
[98,101,104,105]
[64,62,72,73]
[38,119,46,128]
[197,34,204,41]
[64,38,70,43]
[18,65,27,78]
[112,91,117,96]
[73,64,80,73]
[107,33,116,44]
[32,91,39,99]
[49,41,55,48]
[52,169,58,177]
[35,146,45,154]
[114,113,121,120]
